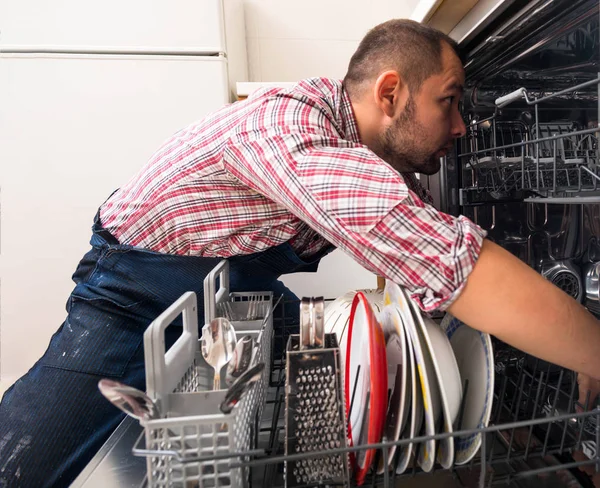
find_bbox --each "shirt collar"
[339,82,362,145]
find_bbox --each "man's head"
[344,19,466,175]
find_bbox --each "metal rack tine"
[347,365,361,429]
[479,432,487,488]
[524,372,545,460]
[542,369,564,456]
[576,389,592,451]
[506,373,527,461]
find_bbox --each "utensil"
[285,297,349,487]
[201,317,237,390]
[98,379,159,422]
[219,362,265,414]
[226,335,255,386]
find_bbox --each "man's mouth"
[436,145,453,157]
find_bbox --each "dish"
[407,295,461,469]
[376,304,409,474]
[325,289,384,364]
[384,281,439,472]
[345,292,388,486]
[440,313,495,465]
[394,318,423,474]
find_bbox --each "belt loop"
[92,209,120,246]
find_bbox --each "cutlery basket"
[132,260,274,488]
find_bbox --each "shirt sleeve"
[223,116,486,312]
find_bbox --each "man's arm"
[448,239,600,380]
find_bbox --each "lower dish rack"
[130,265,600,488]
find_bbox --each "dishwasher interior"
[412,0,600,486]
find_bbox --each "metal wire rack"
[192,298,600,488]
[459,77,600,204]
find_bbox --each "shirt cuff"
[411,215,488,312]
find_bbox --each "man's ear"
[372,71,407,119]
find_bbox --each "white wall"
[244,0,420,82]
[0,0,419,390]
[243,0,420,298]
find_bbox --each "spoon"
[98,379,159,422]
[201,317,237,390]
[226,335,255,386]
[220,362,265,414]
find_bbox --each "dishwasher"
[72,1,600,487]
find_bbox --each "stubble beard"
[375,98,441,176]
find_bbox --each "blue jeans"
[0,216,330,487]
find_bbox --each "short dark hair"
[343,19,462,97]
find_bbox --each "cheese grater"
[285,297,349,487]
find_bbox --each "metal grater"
[285,297,349,487]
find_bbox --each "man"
[1,19,600,487]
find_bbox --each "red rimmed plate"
[345,291,388,486]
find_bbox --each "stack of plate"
[324,282,495,484]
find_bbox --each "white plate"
[395,318,423,474]
[440,313,495,465]
[376,304,409,474]
[407,295,461,469]
[384,281,439,472]
[325,289,384,365]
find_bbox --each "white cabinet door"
[0,0,226,52]
[0,53,228,384]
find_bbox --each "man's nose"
[452,110,467,139]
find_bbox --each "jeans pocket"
[41,251,150,378]
[41,292,147,377]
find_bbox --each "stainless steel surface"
[299,296,325,350]
[226,334,255,386]
[220,362,265,414]
[70,416,146,488]
[541,259,584,302]
[584,261,600,313]
[285,299,348,487]
[284,333,349,488]
[98,379,159,422]
[201,317,237,390]
[448,0,518,45]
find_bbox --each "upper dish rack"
[459,78,600,204]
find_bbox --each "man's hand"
[578,373,600,411]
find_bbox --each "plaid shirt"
[100,78,486,311]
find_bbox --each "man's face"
[375,43,466,175]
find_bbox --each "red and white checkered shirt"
[100,78,487,311]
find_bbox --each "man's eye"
[444,96,455,104]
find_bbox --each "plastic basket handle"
[203,259,230,324]
[144,291,199,403]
